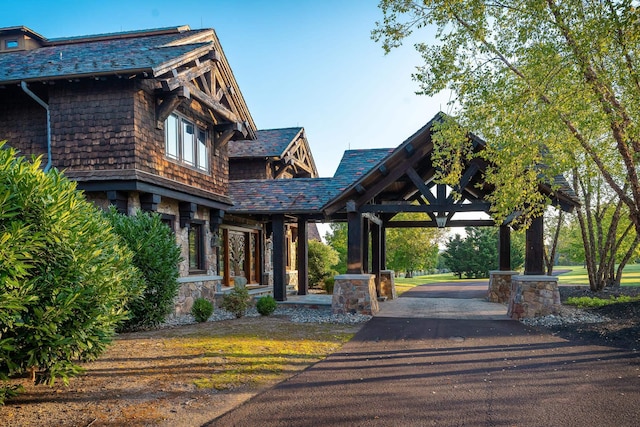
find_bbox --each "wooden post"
[272,215,287,301]
[499,225,511,271]
[371,222,381,297]
[362,219,370,273]
[381,225,387,270]
[346,203,363,274]
[524,216,545,275]
[297,217,308,295]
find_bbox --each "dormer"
[0,26,46,53]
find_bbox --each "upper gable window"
[5,40,19,49]
[165,113,209,172]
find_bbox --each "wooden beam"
[499,225,511,270]
[360,202,491,214]
[405,167,438,205]
[184,82,238,122]
[371,222,381,296]
[346,210,363,274]
[448,163,480,203]
[385,219,496,228]
[152,44,212,77]
[160,60,214,92]
[155,88,189,128]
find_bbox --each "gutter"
[20,81,52,172]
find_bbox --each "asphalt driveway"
[204,282,640,427]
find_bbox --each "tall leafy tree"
[373,0,640,290]
[386,219,442,277]
[324,223,347,274]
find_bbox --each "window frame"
[164,113,210,173]
[188,220,206,274]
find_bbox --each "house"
[0,25,305,315]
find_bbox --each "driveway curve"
[204,282,640,427]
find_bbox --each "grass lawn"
[394,264,640,294]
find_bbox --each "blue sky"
[2,0,447,178]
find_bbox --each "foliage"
[105,208,182,330]
[373,1,640,287]
[191,298,214,323]
[565,295,640,309]
[323,276,335,295]
[386,212,442,276]
[0,144,143,395]
[256,295,278,316]
[221,286,251,318]
[324,223,347,274]
[442,227,524,278]
[308,240,339,287]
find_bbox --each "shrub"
[0,144,143,397]
[308,240,339,287]
[221,286,251,318]
[105,208,182,331]
[256,295,277,316]
[323,276,335,294]
[191,298,214,322]
[566,295,640,308]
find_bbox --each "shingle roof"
[228,127,303,158]
[228,178,349,214]
[333,148,394,183]
[0,27,212,83]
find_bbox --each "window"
[165,113,209,172]
[5,40,18,49]
[188,222,206,273]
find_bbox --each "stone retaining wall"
[332,274,379,315]
[170,275,222,319]
[507,275,561,319]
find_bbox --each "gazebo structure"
[229,113,579,317]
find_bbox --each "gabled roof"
[228,127,319,178]
[0,25,256,137]
[229,127,303,158]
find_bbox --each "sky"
[1,0,449,178]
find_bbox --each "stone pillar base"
[508,275,561,320]
[332,274,379,315]
[488,270,519,303]
[380,270,397,300]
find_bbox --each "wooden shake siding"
[229,158,270,180]
[48,79,136,170]
[134,81,229,196]
[0,87,48,157]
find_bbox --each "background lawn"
[394,264,640,295]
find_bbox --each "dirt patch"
[1,316,362,427]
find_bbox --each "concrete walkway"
[207,281,640,427]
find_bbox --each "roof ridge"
[46,25,192,45]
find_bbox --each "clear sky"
[1,0,448,178]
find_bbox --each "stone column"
[507,275,561,319]
[487,270,519,303]
[379,270,397,300]
[332,274,379,315]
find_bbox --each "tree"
[443,227,524,278]
[307,240,339,287]
[324,223,347,274]
[386,213,443,276]
[106,208,183,331]
[373,1,640,290]
[0,144,143,399]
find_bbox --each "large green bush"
[106,208,182,331]
[0,144,143,397]
[308,240,339,287]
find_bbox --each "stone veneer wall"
[507,275,561,319]
[332,274,379,315]
[380,270,397,300]
[169,275,222,319]
[488,271,519,303]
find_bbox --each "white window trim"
[165,113,210,173]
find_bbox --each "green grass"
[555,264,640,286]
[565,295,640,308]
[393,264,640,295]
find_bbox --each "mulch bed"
[539,285,640,351]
